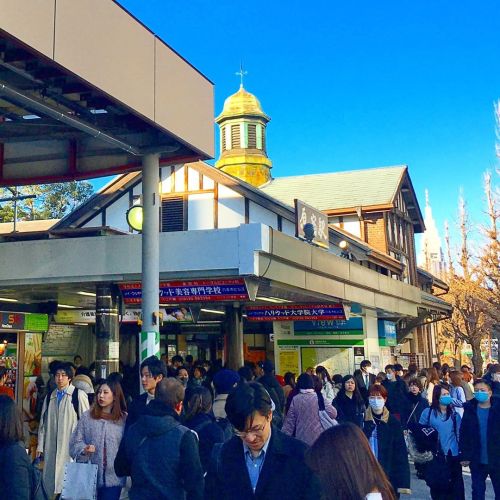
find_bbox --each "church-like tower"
[215,84,272,187]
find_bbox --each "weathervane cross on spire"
[235,62,248,89]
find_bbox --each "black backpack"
[42,387,81,424]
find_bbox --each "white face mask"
[386,373,394,381]
[364,366,372,374]
[493,373,500,383]
[368,398,385,412]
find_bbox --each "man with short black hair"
[206,382,319,499]
[354,359,376,403]
[171,354,184,369]
[115,378,203,499]
[37,362,89,497]
[126,355,167,429]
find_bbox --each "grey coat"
[70,410,126,489]
[37,384,90,496]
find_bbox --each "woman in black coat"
[405,378,428,428]
[184,386,225,473]
[459,379,500,499]
[0,395,35,499]
[363,385,411,497]
[332,374,365,428]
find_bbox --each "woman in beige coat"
[37,362,89,497]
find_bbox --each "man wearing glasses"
[206,382,319,499]
[37,362,90,497]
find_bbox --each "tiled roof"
[0,219,59,234]
[260,165,407,211]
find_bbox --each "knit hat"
[213,369,240,394]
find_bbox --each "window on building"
[231,124,240,149]
[261,126,266,152]
[247,123,257,148]
[221,126,226,150]
[161,196,184,232]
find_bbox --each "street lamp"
[126,204,143,232]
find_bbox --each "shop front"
[0,311,48,414]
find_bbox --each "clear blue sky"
[108,0,500,249]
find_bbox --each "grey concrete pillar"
[95,283,120,379]
[226,303,244,370]
[140,153,160,361]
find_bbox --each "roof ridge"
[269,164,407,182]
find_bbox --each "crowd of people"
[0,354,498,499]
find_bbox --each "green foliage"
[0,181,94,222]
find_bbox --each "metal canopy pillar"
[95,283,120,379]
[226,303,244,370]
[140,154,160,362]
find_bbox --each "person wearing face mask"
[459,379,500,499]
[355,360,376,404]
[363,385,411,498]
[419,383,464,500]
[176,366,190,387]
[382,365,409,423]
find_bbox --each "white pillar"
[141,153,160,361]
[363,308,381,371]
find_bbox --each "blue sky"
[106,0,500,251]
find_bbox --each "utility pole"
[0,187,36,232]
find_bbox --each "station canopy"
[0,0,214,186]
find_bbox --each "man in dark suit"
[125,355,167,430]
[205,382,319,500]
[354,359,376,403]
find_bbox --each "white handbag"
[61,456,98,500]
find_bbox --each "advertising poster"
[278,348,300,375]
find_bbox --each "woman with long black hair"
[184,386,225,473]
[307,422,395,500]
[332,374,366,428]
[0,395,36,499]
[419,383,464,500]
[315,365,336,404]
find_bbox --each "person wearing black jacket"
[459,379,500,499]
[382,364,409,422]
[332,374,365,428]
[184,386,225,473]
[205,381,319,500]
[257,360,285,412]
[0,395,37,500]
[405,378,428,428]
[125,355,167,431]
[354,359,376,403]
[115,378,204,500]
[363,384,411,497]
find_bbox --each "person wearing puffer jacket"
[282,373,337,446]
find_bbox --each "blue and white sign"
[378,320,397,346]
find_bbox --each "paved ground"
[408,463,495,499]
